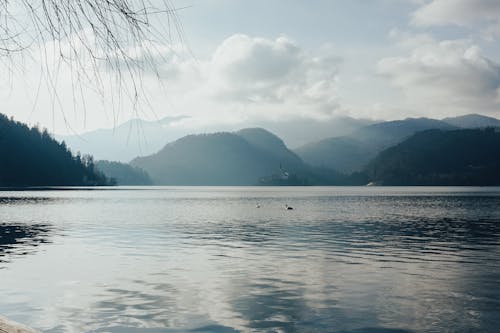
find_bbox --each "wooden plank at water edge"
[0,317,39,333]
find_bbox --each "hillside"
[95,161,152,185]
[366,128,500,185]
[294,136,371,172]
[235,128,304,169]
[131,129,308,185]
[296,117,457,172]
[0,114,108,186]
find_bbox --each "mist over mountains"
[3,112,500,186]
[295,117,456,172]
[57,116,375,162]
[57,116,191,163]
[124,113,500,186]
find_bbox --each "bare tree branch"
[0,0,187,129]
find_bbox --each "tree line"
[0,113,109,186]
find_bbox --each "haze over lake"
[1,187,499,333]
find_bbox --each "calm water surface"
[0,186,499,333]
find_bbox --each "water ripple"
[0,187,499,332]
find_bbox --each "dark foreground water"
[1,187,499,333]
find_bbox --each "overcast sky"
[1,0,500,134]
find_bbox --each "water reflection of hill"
[0,223,53,266]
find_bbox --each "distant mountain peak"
[442,114,500,128]
[236,127,287,148]
[131,128,306,185]
[236,127,279,136]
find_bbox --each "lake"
[1,186,499,333]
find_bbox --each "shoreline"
[0,316,38,333]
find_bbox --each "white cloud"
[206,35,340,112]
[154,34,343,125]
[412,0,500,27]
[212,35,302,86]
[378,36,500,116]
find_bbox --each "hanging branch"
[0,0,188,127]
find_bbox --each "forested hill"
[0,114,109,186]
[367,128,500,186]
[95,160,152,185]
[131,129,309,185]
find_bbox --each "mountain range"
[57,116,375,162]
[127,113,500,186]
[294,114,498,172]
[5,112,500,186]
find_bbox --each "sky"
[1,0,500,135]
